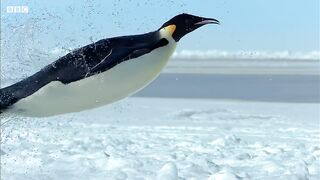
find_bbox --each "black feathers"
[0,31,168,110]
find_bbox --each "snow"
[157,162,178,180]
[164,58,320,75]
[1,97,319,179]
[208,169,240,180]
[172,50,320,60]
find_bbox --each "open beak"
[195,18,220,25]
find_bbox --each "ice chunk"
[0,149,6,155]
[289,161,310,179]
[208,170,240,180]
[106,157,127,170]
[157,162,178,180]
[261,161,284,174]
[209,135,242,147]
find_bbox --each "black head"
[160,13,220,42]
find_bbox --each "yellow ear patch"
[164,25,176,36]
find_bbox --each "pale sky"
[1,0,319,53]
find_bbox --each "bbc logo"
[6,6,29,13]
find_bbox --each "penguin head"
[160,13,220,42]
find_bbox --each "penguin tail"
[0,84,21,112]
[0,66,57,113]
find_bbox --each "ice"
[208,169,240,180]
[157,162,178,180]
[106,157,128,171]
[172,50,320,60]
[1,97,319,179]
[209,135,242,147]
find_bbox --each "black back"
[0,31,168,109]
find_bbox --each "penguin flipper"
[88,38,169,75]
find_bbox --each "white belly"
[13,41,176,117]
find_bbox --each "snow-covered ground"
[164,58,320,75]
[1,97,319,180]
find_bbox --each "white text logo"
[6,6,29,13]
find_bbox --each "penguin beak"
[195,18,220,25]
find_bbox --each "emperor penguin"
[0,13,219,117]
